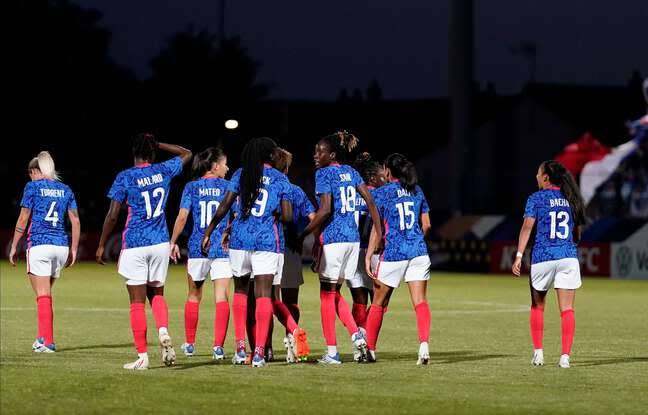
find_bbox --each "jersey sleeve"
[180,182,193,210]
[280,175,292,202]
[19,183,34,209]
[107,173,127,203]
[298,188,315,217]
[315,169,331,195]
[67,188,78,211]
[227,169,241,194]
[524,193,539,218]
[160,156,183,178]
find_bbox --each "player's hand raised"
[95,246,106,265]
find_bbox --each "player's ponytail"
[192,147,225,179]
[319,130,359,163]
[239,137,277,218]
[354,152,382,184]
[542,160,586,225]
[272,147,293,174]
[132,132,157,162]
[385,153,417,193]
[29,151,60,181]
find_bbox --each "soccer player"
[347,153,385,335]
[168,147,233,361]
[271,148,312,362]
[512,160,585,369]
[365,153,432,365]
[298,131,382,364]
[9,151,80,353]
[201,137,293,368]
[96,133,192,370]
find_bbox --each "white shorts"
[346,248,374,290]
[27,244,69,278]
[375,255,431,288]
[187,258,232,282]
[230,249,279,279]
[530,258,581,291]
[319,242,360,283]
[281,248,305,289]
[118,242,170,287]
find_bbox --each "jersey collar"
[135,162,151,168]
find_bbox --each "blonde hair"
[28,151,60,181]
[273,148,293,173]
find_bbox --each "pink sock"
[254,298,273,356]
[214,301,229,347]
[36,295,54,345]
[365,305,384,351]
[232,293,247,346]
[414,301,431,343]
[335,292,359,335]
[184,301,200,344]
[530,306,544,349]
[273,300,299,333]
[129,303,147,353]
[352,303,368,329]
[151,295,168,330]
[320,291,337,346]
[561,309,575,355]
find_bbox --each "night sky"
[79,0,648,99]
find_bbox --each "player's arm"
[9,208,31,266]
[170,208,190,263]
[512,217,535,277]
[365,225,382,279]
[573,225,582,244]
[202,191,237,255]
[420,212,432,239]
[96,200,122,265]
[158,142,192,165]
[299,193,331,239]
[67,208,80,267]
[357,184,382,246]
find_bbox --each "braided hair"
[541,160,586,226]
[239,137,277,217]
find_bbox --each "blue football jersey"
[524,188,578,264]
[227,165,292,252]
[180,176,231,259]
[316,164,364,244]
[20,179,77,248]
[276,183,316,254]
[107,157,183,249]
[372,182,429,261]
[355,187,376,249]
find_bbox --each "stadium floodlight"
[225,119,239,130]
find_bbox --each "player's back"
[525,188,577,264]
[108,157,183,249]
[22,179,76,247]
[373,182,428,261]
[183,177,230,258]
[228,165,291,252]
[316,164,363,244]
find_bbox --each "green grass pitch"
[1,261,647,414]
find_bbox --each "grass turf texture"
[1,261,647,414]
